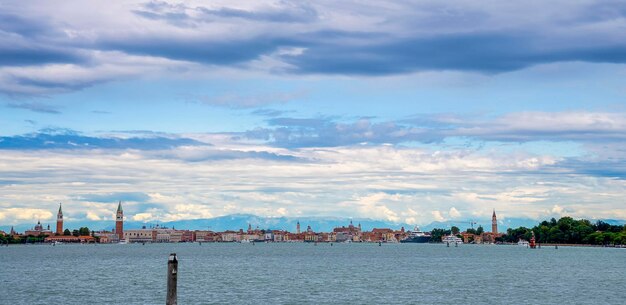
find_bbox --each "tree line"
[0,227,94,244]
[498,217,626,245]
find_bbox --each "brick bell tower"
[116,201,124,240]
[491,209,498,235]
[56,203,63,235]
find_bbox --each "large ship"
[400,226,432,243]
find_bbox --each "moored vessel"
[400,226,432,243]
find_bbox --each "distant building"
[195,230,219,242]
[124,228,156,243]
[45,235,95,243]
[220,230,240,242]
[24,220,53,236]
[170,230,194,243]
[116,201,124,241]
[56,203,63,235]
[94,231,119,243]
[333,220,362,242]
[492,209,498,234]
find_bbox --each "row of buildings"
[121,220,403,243]
[3,204,502,244]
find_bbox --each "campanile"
[56,203,63,235]
[492,209,498,234]
[116,201,124,240]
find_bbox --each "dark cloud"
[0,129,203,150]
[2,1,626,96]
[0,43,84,67]
[283,32,626,75]
[0,13,85,67]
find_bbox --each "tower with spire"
[56,203,63,235]
[116,201,124,240]
[296,221,301,234]
[492,209,498,235]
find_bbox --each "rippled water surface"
[1,243,625,304]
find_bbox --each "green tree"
[475,226,484,235]
[451,226,460,235]
[72,229,79,237]
[63,229,71,236]
[78,227,90,236]
[430,228,450,242]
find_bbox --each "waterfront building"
[369,228,395,242]
[115,201,124,241]
[333,220,362,242]
[461,232,475,243]
[195,230,219,242]
[272,231,284,242]
[220,230,240,242]
[93,231,120,244]
[94,231,119,243]
[285,232,305,242]
[170,230,194,243]
[24,220,53,236]
[56,203,63,235]
[45,235,95,243]
[124,229,156,243]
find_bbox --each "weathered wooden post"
[166,253,178,305]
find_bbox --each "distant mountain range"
[2,213,625,233]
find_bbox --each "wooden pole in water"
[166,253,178,305]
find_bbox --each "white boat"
[517,239,529,246]
[442,235,463,244]
[118,240,128,244]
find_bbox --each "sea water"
[1,243,624,304]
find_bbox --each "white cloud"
[132,213,155,222]
[86,211,102,221]
[431,210,446,222]
[2,208,53,222]
[449,207,461,218]
[0,135,625,227]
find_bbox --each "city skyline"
[1,1,626,227]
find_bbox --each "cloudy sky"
[1,0,625,228]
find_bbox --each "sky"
[1,0,626,229]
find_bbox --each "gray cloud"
[242,111,626,148]
[1,1,626,95]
